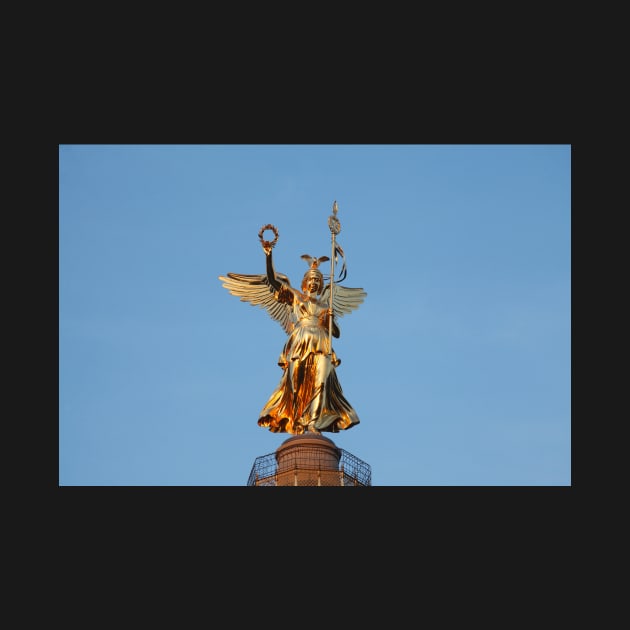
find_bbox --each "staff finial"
[328,200,341,235]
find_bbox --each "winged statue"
[218,215,366,434]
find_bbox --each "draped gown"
[257,284,358,434]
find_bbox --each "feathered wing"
[218,271,295,334]
[321,283,367,317]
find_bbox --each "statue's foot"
[307,421,321,434]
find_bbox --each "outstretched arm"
[264,247,283,292]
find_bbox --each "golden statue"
[219,201,367,434]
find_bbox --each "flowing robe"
[257,286,360,434]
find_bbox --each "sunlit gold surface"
[218,203,366,434]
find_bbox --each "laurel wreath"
[258,224,279,250]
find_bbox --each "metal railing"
[247,446,371,486]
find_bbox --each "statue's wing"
[218,272,295,334]
[321,284,367,317]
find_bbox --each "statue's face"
[303,275,322,295]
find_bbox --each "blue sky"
[59,144,571,486]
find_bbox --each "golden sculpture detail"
[219,201,367,434]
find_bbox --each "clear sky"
[59,144,571,486]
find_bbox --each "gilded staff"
[327,200,341,356]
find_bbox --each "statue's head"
[302,268,323,295]
[300,255,328,295]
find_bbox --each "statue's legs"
[290,352,332,433]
